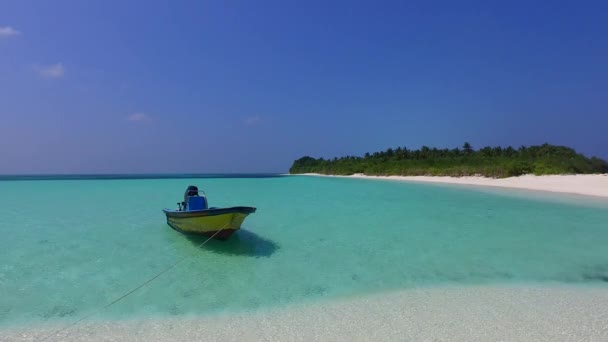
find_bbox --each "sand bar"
[300,173,608,198]
[2,286,608,341]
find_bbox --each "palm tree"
[463,142,473,154]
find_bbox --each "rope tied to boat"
[37,222,231,342]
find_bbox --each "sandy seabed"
[3,286,608,342]
[3,175,608,341]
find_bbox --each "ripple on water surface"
[0,175,607,327]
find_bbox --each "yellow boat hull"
[163,207,256,240]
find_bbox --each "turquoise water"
[1,175,608,327]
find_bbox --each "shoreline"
[3,285,607,341]
[295,173,608,198]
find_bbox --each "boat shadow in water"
[185,229,279,257]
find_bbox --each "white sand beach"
[3,286,608,342]
[300,174,608,198]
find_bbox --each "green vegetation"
[289,143,608,178]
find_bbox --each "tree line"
[289,143,608,178]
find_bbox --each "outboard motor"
[184,185,199,203]
[181,185,207,211]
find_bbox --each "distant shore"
[297,173,608,198]
[3,286,607,342]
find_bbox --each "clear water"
[1,175,607,327]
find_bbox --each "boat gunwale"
[162,206,256,218]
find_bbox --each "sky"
[1,0,607,174]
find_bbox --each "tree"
[463,142,473,154]
[289,144,607,177]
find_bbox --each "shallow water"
[1,175,607,327]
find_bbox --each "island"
[289,143,608,177]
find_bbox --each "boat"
[162,185,256,240]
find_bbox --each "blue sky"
[1,0,607,174]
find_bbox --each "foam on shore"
[3,286,608,342]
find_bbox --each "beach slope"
[300,174,608,198]
[3,286,608,342]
